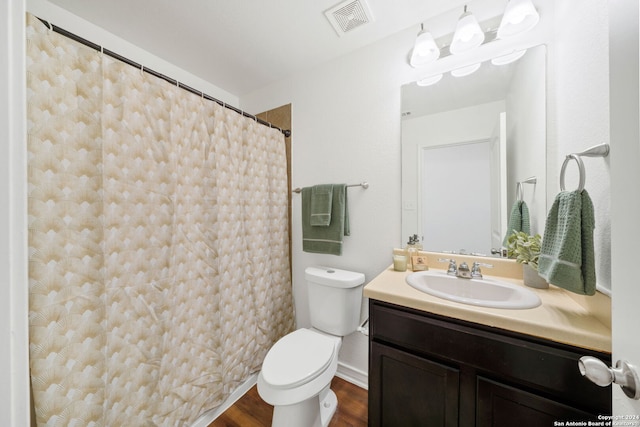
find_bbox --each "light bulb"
[450,7,485,55]
[410,28,440,67]
[498,0,540,39]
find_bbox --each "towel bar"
[560,143,609,192]
[292,182,369,194]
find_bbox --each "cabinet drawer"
[370,300,611,415]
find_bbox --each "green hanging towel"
[538,190,596,295]
[503,200,531,246]
[302,184,349,255]
[309,184,334,226]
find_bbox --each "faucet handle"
[471,262,493,279]
[438,258,457,276]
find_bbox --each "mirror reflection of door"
[420,139,493,254]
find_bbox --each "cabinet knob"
[578,356,640,400]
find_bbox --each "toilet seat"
[261,329,336,389]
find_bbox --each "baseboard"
[191,373,259,427]
[336,361,368,390]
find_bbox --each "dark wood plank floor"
[209,376,368,427]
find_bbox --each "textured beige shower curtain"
[26,14,294,426]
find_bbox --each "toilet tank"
[305,266,365,336]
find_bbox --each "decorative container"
[523,264,548,289]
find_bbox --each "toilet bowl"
[257,328,341,427]
[257,266,365,427]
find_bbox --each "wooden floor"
[209,376,368,427]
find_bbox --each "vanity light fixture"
[410,24,440,68]
[450,5,485,55]
[491,48,527,65]
[497,0,540,39]
[416,73,443,86]
[451,62,481,77]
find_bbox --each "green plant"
[507,232,542,270]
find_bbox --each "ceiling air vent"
[325,0,374,36]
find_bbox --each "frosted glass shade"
[410,30,440,67]
[450,11,485,55]
[491,49,527,65]
[451,63,481,77]
[416,74,443,86]
[497,0,540,38]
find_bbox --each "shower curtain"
[26,14,294,426]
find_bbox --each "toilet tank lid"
[305,266,365,288]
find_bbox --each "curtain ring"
[560,154,586,192]
[516,182,524,202]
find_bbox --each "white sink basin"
[406,270,541,310]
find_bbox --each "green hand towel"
[538,190,596,295]
[503,200,531,246]
[310,184,333,226]
[302,184,349,255]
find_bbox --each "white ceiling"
[46,0,472,96]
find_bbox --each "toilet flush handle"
[578,356,640,399]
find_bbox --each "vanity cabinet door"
[476,377,595,427]
[369,300,611,425]
[370,341,460,427]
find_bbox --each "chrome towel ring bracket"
[516,176,537,201]
[516,182,524,202]
[559,143,610,192]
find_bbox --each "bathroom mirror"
[401,44,547,255]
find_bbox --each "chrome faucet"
[439,259,493,279]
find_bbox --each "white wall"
[549,0,611,292]
[241,0,613,382]
[27,0,239,107]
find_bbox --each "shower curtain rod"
[36,17,292,138]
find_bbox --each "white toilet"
[257,266,365,427]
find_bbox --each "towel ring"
[560,154,586,192]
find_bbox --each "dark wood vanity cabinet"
[368,300,612,427]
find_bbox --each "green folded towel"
[538,190,596,295]
[310,184,333,226]
[503,200,531,246]
[302,184,349,255]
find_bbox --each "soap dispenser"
[406,235,419,268]
[414,234,423,251]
